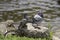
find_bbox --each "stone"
[53,36,60,40]
[0,20,15,34]
[57,0,60,5]
[23,23,49,38]
[6,20,14,25]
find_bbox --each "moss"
[57,14,60,17]
[2,13,8,21]
[44,10,55,14]
[33,7,41,9]
[58,8,60,11]
[50,15,57,19]
[44,16,48,18]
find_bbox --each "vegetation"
[0,34,52,40]
[47,23,53,40]
[33,7,41,9]
[0,23,53,40]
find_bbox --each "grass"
[48,23,53,40]
[0,34,51,40]
[0,24,53,40]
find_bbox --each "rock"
[23,23,49,38]
[0,22,7,34]
[44,18,51,22]
[0,20,15,34]
[53,36,60,40]
[57,0,60,5]
[6,20,14,25]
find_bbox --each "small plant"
[47,23,53,40]
[0,33,53,40]
[0,23,53,40]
